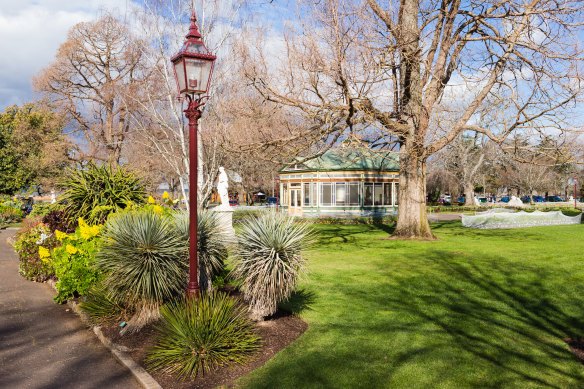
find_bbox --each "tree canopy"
[0,103,70,195]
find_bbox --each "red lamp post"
[171,11,216,297]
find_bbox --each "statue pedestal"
[213,205,235,239]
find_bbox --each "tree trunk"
[392,153,436,240]
[464,185,474,206]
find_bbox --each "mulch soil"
[565,338,584,366]
[99,291,308,389]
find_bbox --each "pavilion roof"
[279,149,399,173]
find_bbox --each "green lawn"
[239,221,584,388]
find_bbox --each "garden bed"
[99,304,307,389]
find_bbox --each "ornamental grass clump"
[146,292,260,380]
[95,208,187,333]
[80,282,132,325]
[231,211,315,321]
[173,210,230,291]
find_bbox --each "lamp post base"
[186,282,200,298]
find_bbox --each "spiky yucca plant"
[60,162,147,224]
[231,211,314,321]
[79,282,132,325]
[146,292,260,380]
[95,209,187,332]
[173,210,230,291]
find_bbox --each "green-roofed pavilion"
[278,149,400,217]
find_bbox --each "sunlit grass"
[240,220,584,388]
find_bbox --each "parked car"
[440,195,452,205]
[499,196,510,203]
[520,195,531,203]
[266,197,278,207]
[457,197,465,205]
[532,195,545,203]
[229,199,239,206]
[546,195,565,202]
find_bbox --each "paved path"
[427,213,463,221]
[0,229,141,389]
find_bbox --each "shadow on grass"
[279,289,316,316]
[314,224,393,246]
[243,247,584,388]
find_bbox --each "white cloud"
[0,0,129,110]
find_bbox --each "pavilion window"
[303,183,311,206]
[383,183,392,205]
[335,183,346,205]
[394,183,399,205]
[374,183,383,206]
[321,183,333,206]
[364,183,373,206]
[348,183,359,205]
[312,182,318,206]
[282,183,288,205]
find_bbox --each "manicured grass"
[239,221,584,388]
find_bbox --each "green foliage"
[95,208,187,305]
[231,212,315,320]
[28,202,53,218]
[174,210,229,290]
[59,162,147,224]
[146,292,260,380]
[0,104,69,195]
[47,219,102,303]
[0,205,24,225]
[13,222,56,281]
[1,200,22,209]
[79,282,132,325]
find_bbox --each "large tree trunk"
[464,185,474,206]
[393,153,436,240]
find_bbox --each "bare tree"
[33,14,147,165]
[435,132,491,205]
[238,0,584,239]
[126,0,245,209]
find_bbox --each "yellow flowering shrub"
[46,219,102,303]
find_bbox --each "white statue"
[474,196,480,206]
[50,190,56,204]
[217,167,230,208]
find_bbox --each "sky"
[0,0,293,111]
[0,0,134,110]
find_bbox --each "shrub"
[1,200,22,209]
[173,210,230,291]
[146,292,260,380]
[13,222,57,281]
[0,205,24,224]
[95,208,187,332]
[231,212,315,321]
[42,210,77,233]
[60,162,147,224]
[28,202,53,218]
[79,282,132,325]
[47,219,102,303]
